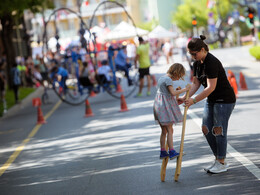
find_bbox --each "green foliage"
[217,0,234,20]
[137,18,159,32]
[172,0,209,32]
[249,46,260,60]
[172,0,239,32]
[208,42,219,50]
[0,87,35,117]
[239,22,251,36]
[0,0,54,17]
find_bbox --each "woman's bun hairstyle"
[188,34,209,52]
[200,35,206,41]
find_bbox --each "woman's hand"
[184,97,194,107]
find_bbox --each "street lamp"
[247,6,255,25]
[192,16,198,36]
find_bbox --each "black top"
[193,52,236,103]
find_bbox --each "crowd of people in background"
[0,33,192,114]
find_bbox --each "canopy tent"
[104,21,148,42]
[47,37,79,51]
[148,25,177,39]
[90,25,110,43]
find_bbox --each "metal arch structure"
[89,0,139,37]
[41,7,97,106]
[42,7,94,55]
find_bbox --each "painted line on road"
[0,128,23,135]
[188,109,260,181]
[0,100,62,177]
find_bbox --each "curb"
[0,87,44,121]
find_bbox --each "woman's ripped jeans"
[202,102,235,159]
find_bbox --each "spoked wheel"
[41,91,49,104]
[105,67,138,99]
[52,77,90,105]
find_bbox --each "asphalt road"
[0,46,259,195]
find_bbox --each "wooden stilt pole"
[174,90,190,182]
[160,143,169,182]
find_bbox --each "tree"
[0,0,53,88]
[172,0,240,33]
[172,0,209,32]
[137,18,159,32]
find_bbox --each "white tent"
[90,26,110,43]
[104,21,148,41]
[148,25,177,39]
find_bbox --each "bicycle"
[49,58,138,106]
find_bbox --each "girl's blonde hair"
[167,63,186,80]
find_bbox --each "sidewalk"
[0,87,44,121]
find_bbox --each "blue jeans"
[116,63,132,85]
[202,102,235,159]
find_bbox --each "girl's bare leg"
[160,125,167,149]
[166,125,174,150]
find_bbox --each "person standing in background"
[11,63,21,104]
[176,33,188,61]
[135,37,151,97]
[162,40,173,64]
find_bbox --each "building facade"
[31,0,130,43]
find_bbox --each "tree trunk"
[1,14,17,89]
[21,16,32,57]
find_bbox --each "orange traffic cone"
[151,75,157,86]
[116,84,123,93]
[85,99,94,117]
[230,77,238,96]
[228,70,236,79]
[37,106,46,124]
[90,90,96,97]
[119,94,129,112]
[239,72,248,90]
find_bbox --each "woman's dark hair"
[187,35,209,52]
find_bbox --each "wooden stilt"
[174,90,190,182]
[160,143,169,182]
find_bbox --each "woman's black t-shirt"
[193,52,236,103]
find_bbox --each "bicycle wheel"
[41,91,49,104]
[52,77,90,106]
[105,67,138,99]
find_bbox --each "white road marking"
[188,109,260,181]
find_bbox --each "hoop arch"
[42,7,94,55]
[89,0,139,37]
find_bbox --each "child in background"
[97,60,112,83]
[33,65,43,87]
[153,63,190,160]
[50,66,68,93]
[79,61,97,86]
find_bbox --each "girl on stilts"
[153,63,190,160]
